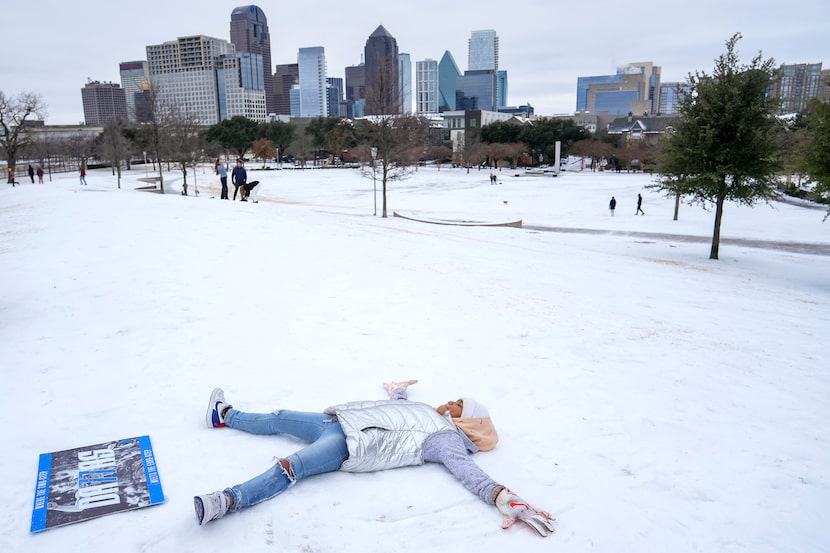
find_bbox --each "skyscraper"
[146,35,236,125]
[456,70,497,111]
[296,46,328,117]
[657,82,688,114]
[81,81,128,125]
[497,70,508,109]
[327,77,345,117]
[468,30,498,72]
[438,50,460,112]
[218,51,267,122]
[273,63,299,115]
[416,59,439,114]
[769,63,823,114]
[399,53,412,113]
[364,25,400,115]
[230,5,274,114]
[345,64,366,118]
[119,61,149,123]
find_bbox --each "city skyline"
[3,0,827,125]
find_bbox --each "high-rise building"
[119,61,149,122]
[468,30,499,72]
[296,46,327,117]
[819,69,830,103]
[399,53,412,113]
[364,25,400,115]
[81,81,128,125]
[345,64,366,118]
[218,51,267,121]
[327,77,346,117]
[497,70,508,109]
[230,5,274,114]
[416,59,439,114]
[146,35,235,125]
[438,51,460,112]
[456,70,497,111]
[657,82,689,115]
[273,63,298,115]
[576,62,661,115]
[769,63,823,114]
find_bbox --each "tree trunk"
[381,163,388,218]
[710,193,725,260]
[673,193,680,220]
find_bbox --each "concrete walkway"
[523,225,830,256]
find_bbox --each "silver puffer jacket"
[333,400,456,473]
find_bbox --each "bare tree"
[356,114,429,217]
[98,120,131,189]
[66,132,97,177]
[0,90,47,170]
[135,85,175,193]
[425,145,453,169]
[252,138,276,167]
[26,131,56,181]
[165,103,205,196]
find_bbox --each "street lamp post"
[371,147,378,216]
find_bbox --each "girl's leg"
[225,409,332,442]
[226,420,348,511]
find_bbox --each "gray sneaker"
[206,388,230,428]
[194,491,230,525]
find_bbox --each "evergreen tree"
[205,116,258,160]
[800,99,830,218]
[654,34,782,259]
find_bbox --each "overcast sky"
[3,0,828,125]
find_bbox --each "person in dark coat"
[231,160,247,201]
[28,164,35,183]
[609,196,617,216]
[636,194,645,215]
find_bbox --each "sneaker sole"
[194,496,206,525]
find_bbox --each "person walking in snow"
[7,167,15,186]
[194,381,555,536]
[79,165,87,185]
[636,193,645,215]
[609,196,616,216]
[28,164,35,183]
[231,160,247,201]
[216,159,229,199]
[36,166,44,183]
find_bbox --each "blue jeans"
[223,409,349,511]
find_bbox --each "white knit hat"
[460,397,490,419]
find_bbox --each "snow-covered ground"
[2,164,828,553]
